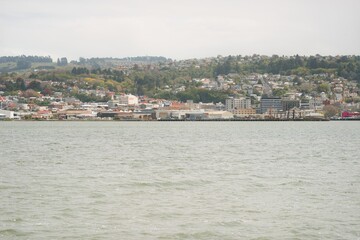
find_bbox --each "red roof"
[37,110,51,114]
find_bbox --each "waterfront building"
[107,100,120,108]
[233,108,256,115]
[300,100,310,109]
[282,99,300,111]
[0,109,20,119]
[225,97,251,111]
[260,97,282,114]
[310,98,324,110]
[342,111,360,119]
[58,109,96,119]
[205,111,234,119]
[155,109,203,120]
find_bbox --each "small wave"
[279,180,310,186]
[4,218,23,223]
[125,179,212,188]
[0,229,28,237]
[216,219,244,227]
[251,237,272,240]
[0,185,19,190]
[130,182,153,187]
[159,231,220,239]
[89,193,106,198]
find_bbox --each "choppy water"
[0,121,359,239]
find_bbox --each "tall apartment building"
[225,97,251,111]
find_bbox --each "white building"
[205,111,234,119]
[107,100,120,108]
[0,109,20,119]
[119,94,138,105]
[225,97,251,111]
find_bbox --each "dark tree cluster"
[0,78,26,92]
[57,57,68,66]
[91,68,125,82]
[0,78,45,93]
[213,55,360,81]
[75,93,111,103]
[16,60,31,70]
[71,67,90,75]
[70,67,125,82]
[0,55,53,63]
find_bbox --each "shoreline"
[2,117,360,122]
[0,118,344,122]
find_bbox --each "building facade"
[260,97,282,114]
[233,108,256,115]
[225,97,251,111]
[119,94,139,105]
[282,99,300,111]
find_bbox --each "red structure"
[342,111,360,118]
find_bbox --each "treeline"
[74,93,111,103]
[0,78,52,95]
[79,56,168,62]
[0,55,53,63]
[214,55,360,81]
[76,56,169,66]
[122,56,168,62]
[71,67,125,82]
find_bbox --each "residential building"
[119,94,138,105]
[225,97,251,111]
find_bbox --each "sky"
[1,0,359,60]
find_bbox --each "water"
[0,121,359,239]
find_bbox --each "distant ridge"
[0,55,53,63]
[82,56,170,62]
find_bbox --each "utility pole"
[293,109,295,120]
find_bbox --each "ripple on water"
[0,229,30,237]
[159,231,222,240]
[4,218,23,223]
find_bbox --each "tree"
[299,82,313,94]
[23,89,41,98]
[16,60,31,70]
[323,105,340,118]
[317,83,330,93]
[27,81,42,91]
[42,86,53,96]
[61,57,68,66]
[57,57,68,66]
[307,56,319,69]
[16,78,26,90]
[79,57,86,64]
[71,67,78,75]
[273,88,287,97]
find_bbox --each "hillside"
[1,54,360,104]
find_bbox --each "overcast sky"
[1,0,359,60]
